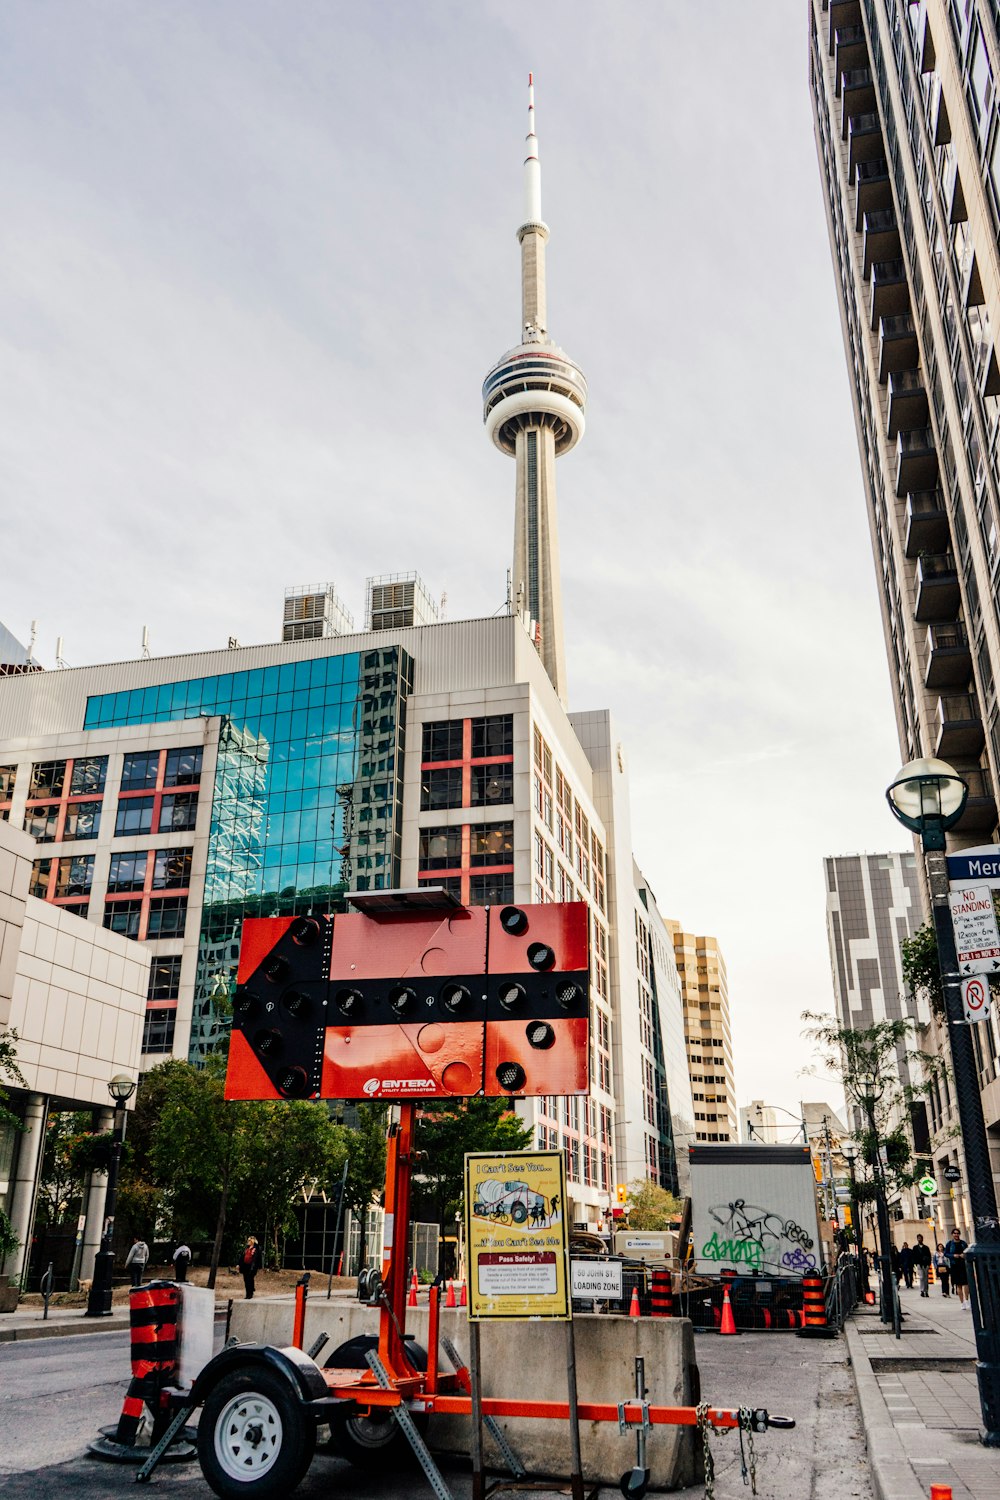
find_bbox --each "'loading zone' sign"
[948,885,1000,974]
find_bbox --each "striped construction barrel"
[796,1273,834,1339]
[649,1268,674,1317]
[114,1281,179,1446]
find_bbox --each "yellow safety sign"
[464,1150,570,1321]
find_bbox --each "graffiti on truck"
[700,1200,815,1274]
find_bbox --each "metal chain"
[696,1403,715,1500]
[738,1408,758,1495]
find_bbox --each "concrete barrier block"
[229,1299,701,1487]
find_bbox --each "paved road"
[0,1325,872,1499]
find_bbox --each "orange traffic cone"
[458,1280,467,1307]
[719,1286,738,1336]
[407,1271,418,1308]
[629,1286,641,1318]
[929,1487,953,1500]
[445,1278,456,1308]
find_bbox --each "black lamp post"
[841,1139,869,1297]
[886,755,1000,1445]
[84,1073,136,1318]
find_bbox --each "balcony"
[835,25,868,80]
[849,112,883,173]
[842,69,876,136]
[888,370,929,439]
[904,489,948,557]
[870,260,909,328]
[935,694,985,759]
[914,553,959,622]
[923,622,971,689]
[896,427,938,496]
[863,210,900,276]
[854,158,891,228]
[878,314,918,381]
[953,767,998,834]
[828,0,862,57]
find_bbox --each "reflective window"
[142,1010,176,1053]
[70,757,107,795]
[147,897,187,937]
[63,801,102,840]
[160,791,198,830]
[24,805,60,842]
[469,873,514,905]
[105,899,142,937]
[108,852,147,891]
[422,721,463,762]
[470,764,513,806]
[165,747,203,785]
[121,752,160,790]
[419,827,463,868]
[148,954,182,1001]
[471,716,513,759]
[29,761,66,799]
[115,797,154,836]
[31,855,93,905]
[153,849,192,888]
[0,764,16,819]
[421,767,463,810]
[470,822,514,865]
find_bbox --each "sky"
[0,2,906,1118]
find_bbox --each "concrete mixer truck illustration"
[473,1176,551,1227]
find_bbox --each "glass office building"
[83,647,410,1056]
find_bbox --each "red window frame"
[23,756,107,844]
[116,749,201,837]
[104,848,191,941]
[30,855,94,913]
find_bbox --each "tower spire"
[481,79,587,705]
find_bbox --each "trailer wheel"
[323,1335,427,1468]
[198,1368,315,1499]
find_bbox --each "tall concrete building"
[666,925,737,1143]
[482,77,586,704]
[810,1,1000,1219]
[0,85,690,1233]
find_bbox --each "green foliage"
[625,1179,681,1230]
[0,1029,24,1260]
[802,1011,945,1199]
[900,924,945,1019]
[36,1111,96,1227]
[412,1099,534,1225]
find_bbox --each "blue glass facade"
[84,647,412,1057]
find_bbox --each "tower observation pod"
[482,75,586,704]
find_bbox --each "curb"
[0,1315,131,1343]
[844,1319,926,1500]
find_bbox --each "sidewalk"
[0,1301,133,1342]
[845,1281,1000,1500]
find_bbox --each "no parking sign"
[961,974,993,1023]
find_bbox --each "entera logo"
[362,1078,381,1096]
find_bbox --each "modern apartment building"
[810,0,1000,1219]
[666,925,737,1143]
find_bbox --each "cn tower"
[482,77,587,705]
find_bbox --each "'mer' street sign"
[947,845,1000,885]
[948,885,1000,974]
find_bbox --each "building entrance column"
[80,1106,114,1284]
[4,1093,47,1283]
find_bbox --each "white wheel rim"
[214,1392,283,1481]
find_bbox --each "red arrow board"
[961,974,993,1023]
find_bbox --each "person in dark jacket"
[890,1243,901,1283]
[899,1241,914,1289]
[912,1234,932,1296]
[944,1228,969,1307]
[239,1236,262,1299]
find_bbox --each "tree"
[0,1029,25,1262]
[901,924,945,1020]
[802,1012,946,1199]
[412,1099,533,1273]
[240,1102,347,1266]
[339,1104,388,1274]
[625,1179,681,1230]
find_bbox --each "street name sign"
[961,974,993,1023]
[948,885,1000,974]
[947,845,1000,885]
[570,1258,622,1300]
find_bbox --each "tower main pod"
[482,78,587,705]
[225,900,590,1102]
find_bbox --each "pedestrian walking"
[933,1243,951,1296]
[899,1241,914,1289]
[890,1243,901,1284]
[124,1236,149,1289]
[239,1235,262,1299]
[172,1241,192,1283]
[944,1227,969,1306]
[912,1234,932,1297]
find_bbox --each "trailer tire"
[197,1368,315,1499]
[323,1336,427,1468]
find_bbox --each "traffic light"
[225,898,591,1103]
[616,1183,628,1205]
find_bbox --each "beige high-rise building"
[809,1,1000,1209]
[665,924,737,1143]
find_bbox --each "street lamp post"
[887,756,1000,1444]
[841,1139,869,1297]
[85,1073,136,1318]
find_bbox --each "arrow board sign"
[948,885,1000,974]
[961,974,993,1023]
